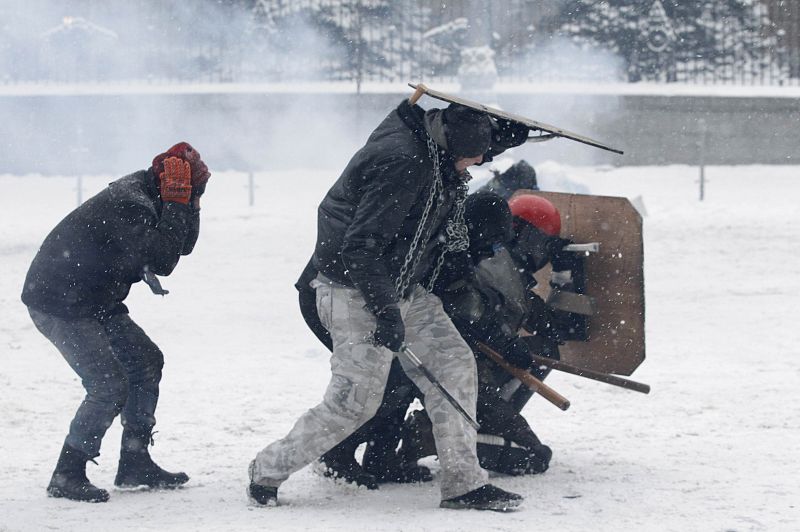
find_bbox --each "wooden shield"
[513,190,646,376]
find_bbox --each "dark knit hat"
[424,104,492,158]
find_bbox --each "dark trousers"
[28,308,164,458]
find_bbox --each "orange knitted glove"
[159,156,192,205]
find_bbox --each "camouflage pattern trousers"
[250,280,488,501]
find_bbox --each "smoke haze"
[1,1,626,177]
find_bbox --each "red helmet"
[508,194,561,236]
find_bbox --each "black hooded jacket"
[21,169,199,319]
[312,99,466,314]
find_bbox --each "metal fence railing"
[2,0,798,86]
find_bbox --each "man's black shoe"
[374,462,433,484]
[248,483,278,506]
[525,443,553,474]
[440,484,523,511]
[114,451,189,489]
[363,455,433,484]
[115,430,189,489]
[318,455,378,490]
[47,476,110,503]
[47,444,109,503]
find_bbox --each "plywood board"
[513,190,646,375]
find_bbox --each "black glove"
[546,236,574,271]
[483,120,530,163]
[373,305,405,352]
[545,235,571,257]
[492,119,530,149]
[525,295,563,344]
[502,338,532,369]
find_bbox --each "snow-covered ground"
[1,163,798,531]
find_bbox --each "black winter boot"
[524,443,553,474]
[114,430,189,489]
[47,444,109,503]
[247,483,278,506]
[362,445,432,484]
[396,410,437,464]
[440,484,523,512]
[364,458,432,484]
[318,447,378,490]
[247,460,279,506]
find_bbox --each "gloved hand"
[525,295,563,344]
[492,118,530,149]
[502,338,532,369]
[188,150,211,199]
[546,236,575,272]
[159,157,192,205]
[373,305,405,352]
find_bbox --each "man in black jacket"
[22,142,210,503]
[310,192,563,484]
[249,100,523,511]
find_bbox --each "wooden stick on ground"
[476,342,570,411]
[529,354,651,394]
[518,329,651,394]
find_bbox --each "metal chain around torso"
[393,135,444,299]
[425,174,470,292]
[394,135,472,298]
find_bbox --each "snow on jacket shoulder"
[313,99,461,314]
[21,169,199,319]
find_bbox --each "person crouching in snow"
[399,193,569,476]
[248,100,523,511]
[21,142,210,503]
